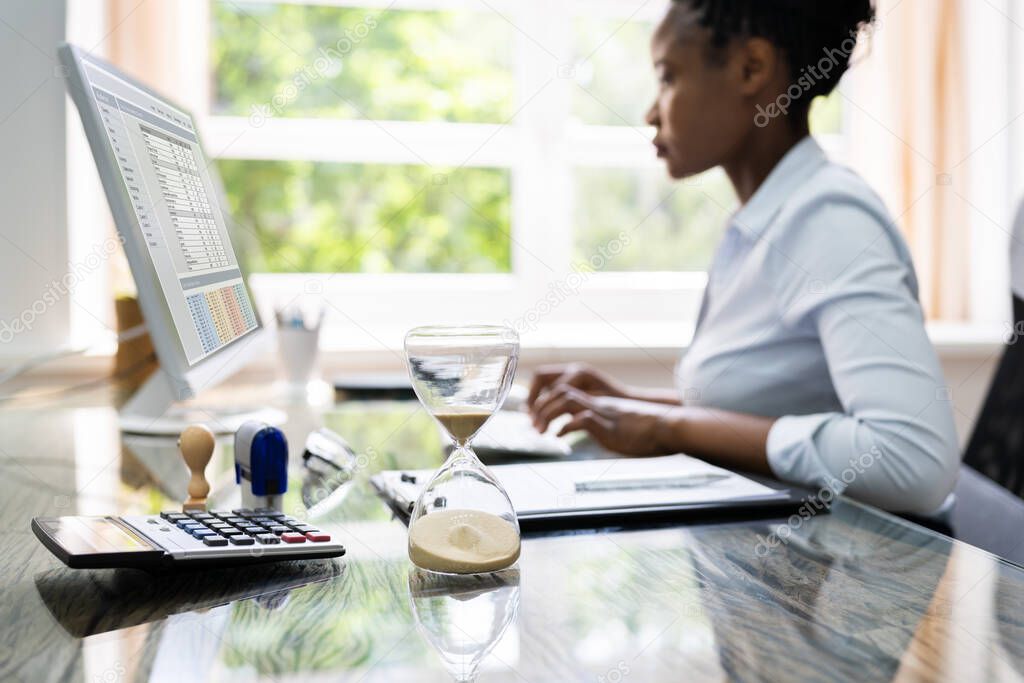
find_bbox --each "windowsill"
[924,321,1010,357]
[2,320,1006,380]
[315,319,1007,356]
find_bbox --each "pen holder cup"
[277,325,320,387]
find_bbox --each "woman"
[528,0,959,516]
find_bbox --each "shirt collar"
[730,136,828,241]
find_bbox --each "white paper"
[500,455,783,513]
[384,454,786,515]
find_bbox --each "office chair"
[951,229,1024,564]
[962,296,1024,496]
[951,298,1024,563]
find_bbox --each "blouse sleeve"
[763,196,960,515]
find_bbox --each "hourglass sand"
[404,325,521,574]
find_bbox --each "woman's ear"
[733,37,782,97]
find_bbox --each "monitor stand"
[119,370,286,435]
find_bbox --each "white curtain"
[847,0,970,321]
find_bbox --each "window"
[217,160,513,274]
[200,0,747,348]
[67,0,852,352]
[212,4,516,124]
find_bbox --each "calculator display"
[42,517,156,554]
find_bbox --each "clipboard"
[370,454,825,532]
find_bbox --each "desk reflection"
[690,504,955,681]
[408,568,520,682]
[33,560,344,638]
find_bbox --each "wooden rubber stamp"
[180,424,215,512]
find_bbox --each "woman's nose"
[645,102,658,127]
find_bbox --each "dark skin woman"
[526,1,960,517]
[530,3,832,473]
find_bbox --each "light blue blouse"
[676,136,960,515]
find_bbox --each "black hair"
[671,0,875,110]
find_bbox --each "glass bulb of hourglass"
[404,325,521,575]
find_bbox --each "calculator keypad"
[157,508,332,546]
[120,509,343,561]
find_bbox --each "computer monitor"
[59,43,284,434]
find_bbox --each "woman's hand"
[531,387,679,457]
[527,363,683,416]
[530,385,777,472]
[527,363,631,410]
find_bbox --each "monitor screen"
[77,54,257,365]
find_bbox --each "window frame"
[194,0,734,351]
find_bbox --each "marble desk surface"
[2,381,1023,683]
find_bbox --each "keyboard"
[32,508,346,569]
[473,411,582,458]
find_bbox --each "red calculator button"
[305,532,331,542]
[281,533,307,543]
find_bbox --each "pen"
[574,472,732,493]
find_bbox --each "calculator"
[32,509,346,569]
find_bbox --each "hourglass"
[404,325,521,574]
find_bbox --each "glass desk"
[2,382,1023,682]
